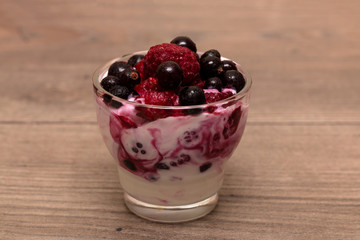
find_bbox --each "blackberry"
[179,86,206,106]
[119,68,141,88]
[156,61,183,90]
[223,70,246,92]
[101,76,121,92]
[127,54,145,67]
[204,77,222,92]
[170,36,197,53]
[108,61,131,78]
[200,56,223,79]
[200,49,221,62]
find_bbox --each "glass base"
[124,192,219,223]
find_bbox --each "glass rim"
[92,50,252,110]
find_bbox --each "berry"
[156,162,170,170]
[109,85,130,99]
[205,91,234,103]
[200,162,212,172]
[143,90,179,106]
[200,56,223,79]
[179,130,202,148]
[179,86,206,106]
[134,59,145,80]
[170,36,197,53]
[128,54,145,67]
[101,76,121,91]
[143,43,200,85]
[134,77,162,95]
[156,61,183,90]
[204,77,222,91]
[221,60,237,71]
[223,70,246,92]
[108,61,131,78]
[200,49,221,62]
[119,68,141,88]
[222,106,242,139]
[124,159,137,171]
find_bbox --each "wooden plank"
[1,124,359,239]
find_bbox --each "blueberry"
[170,36,197,53]
[223,70,245,92]
[170,161,178,167]
[124,160,137,171]
[136,142,143,148]
[109,85,130,99]
[156,163,170,170]
[127,54,144,67]
[108,61,131,78]
[179,86,206,106]
[200,49,221,62]
[119,68,141,88]
[221,60,237,71]
[200,56,223,79]
[204,77,222,92]
[101,76,121,92]
[199,162,212,172]
[156,61,183,90]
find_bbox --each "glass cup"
[92,51,252,222]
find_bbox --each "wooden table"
[1,1,359,239]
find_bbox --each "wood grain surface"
[1,0,359,239]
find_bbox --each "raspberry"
[136,90,180,121]
[143,91,179,106]
[143,43,200,85]
[134,77,162,95]
[134,59,145,81]
[205,91,234,103]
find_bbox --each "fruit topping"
[143,90,179,106]
[204,77,222,91]
[143,43,200,85]
[108,61,131,78]
[134,77,162,95]
[222,70,246,92]
[200,56,223,79]
[221,60,237,71]
[170,36,197,53]
[200,49,221,61]
[127,54,145,67]
[109,85,131,99]
[179,86,206,106]
[101,76,121,91]
[205,91,234,103]
[119,68,141,88]
[156,61,183,90]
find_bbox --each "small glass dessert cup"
[92,51,252,223]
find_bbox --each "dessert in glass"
[92,37,252,222]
